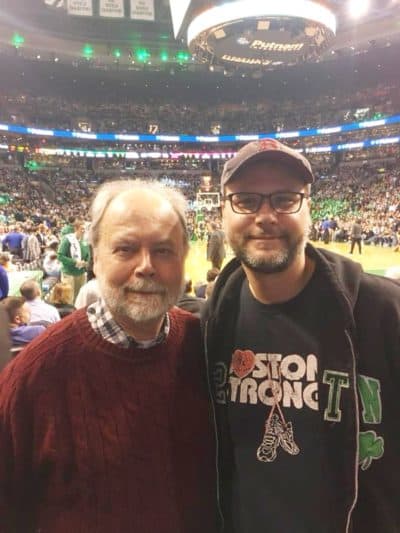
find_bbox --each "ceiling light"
[214,29,226,39]
[347,0,370,19]
[257,20,270,30]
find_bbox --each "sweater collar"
[86,298,170,349]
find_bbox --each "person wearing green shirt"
[57,220,90,305]
[60,216,76,237]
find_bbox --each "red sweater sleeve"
[0,359,36,531]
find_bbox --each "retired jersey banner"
[67,0,93,16]
[130,0,154,20]
[99,0,124,18]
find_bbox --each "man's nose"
[254,197,278,223]
[134,250,156,277]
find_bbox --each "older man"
[0,180,216,533]
[203,139,400,532]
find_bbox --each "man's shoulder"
[358,270,400,306]
[170,306,202,336]
[58,234,70,247]
[312,244,400,308]
[29,299,60,316]
[177,295,205,316]
[170,305,200,323]
[42,300,61,315]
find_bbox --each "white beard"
[97,277,183,324]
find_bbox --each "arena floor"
[186,240,400,286]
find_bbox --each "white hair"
[88,178,189,249]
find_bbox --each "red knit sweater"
[0,307,216,533]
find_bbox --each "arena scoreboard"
[171,0,337,69]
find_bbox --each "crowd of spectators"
[0,146,399,356]
[1,78,400,355]
[0,82,398,135]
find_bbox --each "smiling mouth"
[248,235,282,241]
[125,289,163,296]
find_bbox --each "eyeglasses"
[224,191,308,215]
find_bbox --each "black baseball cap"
[221,138,314,191]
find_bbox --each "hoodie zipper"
[204,320,225,531]
[344,328,360,533]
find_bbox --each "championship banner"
[67,0,93,16]
[99,0,124,18]
[130,0,154,21]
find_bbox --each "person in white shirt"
[43,250,62,279]
[19,279,60,326]
[74,277,101,309]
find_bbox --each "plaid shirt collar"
[87,298,170,349]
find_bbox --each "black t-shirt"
[228,267,339,533]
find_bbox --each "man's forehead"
[226,162,306,191]
[110,226,177,241]
[111,188,167,208]
[105,202,179,228]
[99,210,183,246]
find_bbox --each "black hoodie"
[203,244,400,532]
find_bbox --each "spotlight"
[347,0,370,19]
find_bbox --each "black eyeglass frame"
[223,191,309,215]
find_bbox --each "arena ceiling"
[0,0,399,73]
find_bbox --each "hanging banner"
[169,0,192,38]
[130,0,154,21]
[67,0,93,16]
[99,0,124,18]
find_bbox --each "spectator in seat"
[194,267,220,299]
[0,305,11,370]
[1,296,46,346]
[177,278,205,317]
[19,279,60,326]
[47,282,76,318]
[74,277,100,309]
[43,246,62,279]
[0,252,15,272]
[0,260,8,301]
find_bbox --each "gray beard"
[97,278,183,324]
[231,235,305,274]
